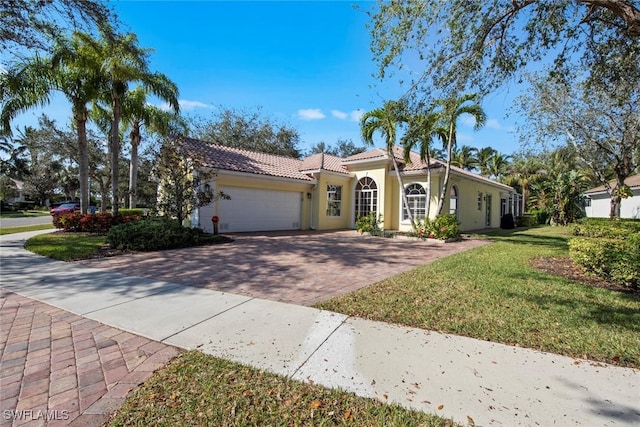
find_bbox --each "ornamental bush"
[53,212,140,233]
[355,212,382,233]
[107,219,225,251]
[569,234,639,290]
[571,218,640,238]
[426,214,461,240]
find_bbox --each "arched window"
[449,185,459,217]
[355,177,378,221]
[403,183,426,221]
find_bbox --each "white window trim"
[326,184,342,217]
[401,183,427,223]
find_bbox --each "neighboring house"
[584,174,640,219]
[177,137,522,233]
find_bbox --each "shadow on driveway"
[75,230,488,306]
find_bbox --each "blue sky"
[10,0,524,156]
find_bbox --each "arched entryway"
[354,177,378,221]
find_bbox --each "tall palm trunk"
[392,154,415,229]
[436,123,455,215]
[73,101,89,214]
[426,151,432,220]
[128,121,141,208]
[110,93,121,215]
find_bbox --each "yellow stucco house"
[178,137,522,233]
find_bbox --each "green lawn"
[24,232,106,260]
[0,223,55,235]
[108,350,453,427]
[0,210,50,218]
[316,226,640,368]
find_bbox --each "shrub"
[569,236,639,290]
[53,212,141,233]
[426,214,461,240]
[516,214,538,228]
[572,218,640,238]
[355,212,382,233]
[118,208,146,216]
[107,219,224,251]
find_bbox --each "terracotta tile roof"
[343,148,388,162]
[299,153,350,174]
[176,137,314,182]
[585,174,640,194]
[176,138,515,191]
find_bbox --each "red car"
[50,202,80,216]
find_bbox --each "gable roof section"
[299,152,350,174]
[177,137,314,182]
[585,174,640,194]
[176,138,515,192]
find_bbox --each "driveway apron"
[75,231,488,306]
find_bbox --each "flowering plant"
[411,214,460,240]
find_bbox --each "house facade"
[584,174,640,219]
[178,137,521,233]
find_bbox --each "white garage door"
[218,186,302,232]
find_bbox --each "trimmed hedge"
[571,218,640,238]
[107,219,229,251]
[517,214,538,227]
[53,212,141,233]
[569,233,640,289]
[118,208,146,216]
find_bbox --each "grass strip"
[0,223,54,235]
[24,232,106,260]
[109,350,454,427]
[316,226,640,368]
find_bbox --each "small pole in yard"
[212,215,219,235]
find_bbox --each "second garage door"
[218,186,302,232]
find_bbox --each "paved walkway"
[0,290,178,427]
[1,230,639,426]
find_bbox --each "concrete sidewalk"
[1,231,639,426]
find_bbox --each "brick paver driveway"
[76,231,487,306]
[0,289,179,427]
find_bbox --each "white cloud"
[460,116,477,127]
[298,108,326,120]
[157,99,213,111]
[350,109,364,122]
[179,99,214,110]
[331,110,348,119]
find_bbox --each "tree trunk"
[437,124,455,215]
[425,151,432,220]
[73,102,89,214]
[128,122,141,208]
[110,95,121,215]
[392,154,415,230]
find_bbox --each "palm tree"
[400,110,447,221]
[476,146,497,177]
[487,153,511,179]
[81,29,179,214]
[0,34,102,214]
[509,157,543,212]
[451,145,478,170]
[360,100,416,228]
[436,94,486,215]
[121,87,180,208]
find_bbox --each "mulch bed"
[92,236,235,259]
[530,256,639,296]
